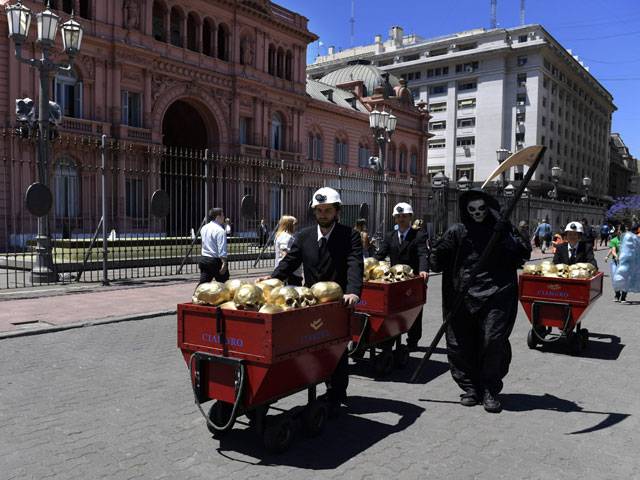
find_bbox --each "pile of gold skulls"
[363,258,415,283]
[192,277,343,312]
[522,261,597,279]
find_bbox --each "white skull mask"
[467,199,488,223]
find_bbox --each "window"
[62,0,73,14]
[516,112,526,123]
[54,159,79,218]
[121,91,142,127]
[170,7,183,47]
[429,102,447,113]
[516,93,526,106]
[334,139,348,164]
[398,149,406,173]
[542,97,547,107]
[518,35,528,43]
[314,135,323,161]
[152,2,167,41]
[429,48,447,57]
[458,42,477,51]
[456,137,475,147]
[542,116,546,126]
[387,144,396,171]
[218,24,230,61]
[517,56,528,66]
[455,61,479,73]
[54,71,82,119]
[125,178,147,218]
[358,144,370,167]
[285,50,293,80]
[456,166,474,182]
[516,132,525,143]
[428,139,446,149]
[410,153,417,175]
[457,98,476,109]
[79,0,91,19]
[268,44,276,75]
[187,13,198,52]
[429,120,446,130]
[202,19,213,56]
[457,117,476,128]
[407,73,414,81]
[517,73,527,87]
[240,117,251,144]
[403,54,419,62]
[415,71,421,80]
[271,113,283,150]
[458,80,477,91]
[428,84,446,95]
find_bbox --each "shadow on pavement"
[215,395,424,468]
[349,355,449,385]
[536,332,625,360]
[501,393,630,434]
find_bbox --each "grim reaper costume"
[429,190,531,412]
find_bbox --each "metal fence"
[0,129,605,290]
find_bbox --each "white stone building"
[309,25,616,201]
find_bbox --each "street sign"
[25,182,52,217]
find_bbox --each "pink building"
[0,0,428,248]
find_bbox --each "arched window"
[285,50,293,80]
[307,133,314,159]
[217,24,229,61]
[170,7,184,47]
[334,138,348,165]
[314,135,323,161]
[268,44,276,75]
[387,144,396,171]
[79,0,91,19]
[410,150,418,174]
[152,1,167,42]
[62,0,73,14]
[54,158,80,218]
[276,47,284,78]
[187,13,199,52]
[271,113,283,150]
[202,18,213,56]
[54,70,82,119]
[399,147,407,173]
[358,143,370,167]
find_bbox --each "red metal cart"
[518,272,604,353]
[177,301,351,452]
[350,276,427,375]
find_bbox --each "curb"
[0,309,177,340]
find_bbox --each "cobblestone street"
[1,251,638,479]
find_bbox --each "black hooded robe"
[429,190,531,395]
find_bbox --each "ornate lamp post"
[522,186,531,229]
[581,176,592,204]
[368,107,397,245]
[432,171,449,237]
[548,165,562,199]
[495,147,511,199]
[5,1,83,283]
[457,173,471,192]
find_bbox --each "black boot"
[460,390,479,407]
[482,391,502,413]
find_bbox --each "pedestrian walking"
[354,218,372,257]
[258,218,269,247]
[274,215,303,286]
[260,187,363,414]
[599,222,610,247]
[581,218,597,251]
[606,227,626,303]
[224,218,232,236]
[553,221,597,267]
[429,190,531,413]
[198,207,229,285]
[612,224,640,304]
[533,218,552,253]
[374,202,429,351]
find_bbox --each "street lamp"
[432,171,449,237]
[368,107,397,245]
[581,176,591,204]
[504,183,515,197]
[522,186,531,228]
[5,0,84,283]
[457,174,471,192]
[548,165,562,199]
[495,148,511,198]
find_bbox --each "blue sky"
[277,0,640,158]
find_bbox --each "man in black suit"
[262,187,363,411]
[553,221,597,268]
[375,202,429,350]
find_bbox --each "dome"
[319,64,400,98]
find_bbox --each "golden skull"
[218,301,238,310]
[575,263,597,275]
[233,284,264,310]
[271,286,301,310]
[192,281,230,306]
[569,268,590,279]
[555,263,569,278]
[255,278,285,302]
[363,257,379,281]
[310,281,344,303]
[390,264,414,282]
[539,262,558,277]
[371,264,391,281]
[224,279,250,298]
[523,264,539,275]
[295,286,317,307]
[259,304,284,314]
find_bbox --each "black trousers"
[407,307,423,346]
[327,350,349,402]
[445,293,517,395]
[198,257,229,285]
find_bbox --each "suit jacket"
[374,228,429,273]
[272,223,364,296]
[553,241,597,268]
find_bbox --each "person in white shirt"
[224,218,232,236]
[274,215,303,286]
[198,208,229,284]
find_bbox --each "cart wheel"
[263,415,294,453]
[247,405,269,431]
[207,401,234,438]
[374,350,394,376]
[580,328,589,349]
[303,401,328,437]
[393,344,410,369]
[348,341,366,361]
[526,329,538,349]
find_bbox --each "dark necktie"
[569,246,576,263]
[317,237,330,273]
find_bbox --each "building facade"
[609,133,639,197]
[0,0,428,249]
[309,24,616,202]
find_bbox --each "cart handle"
[188,351,246,433]
[348,312,370,357]
[531,300,573,343]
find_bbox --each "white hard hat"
[311,187,342,207]
[393,202,413,215]
[565,221,584,233]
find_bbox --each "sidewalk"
[0,248,566,339]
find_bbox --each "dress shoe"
[460,390,478,407]
[482,391,502,413]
